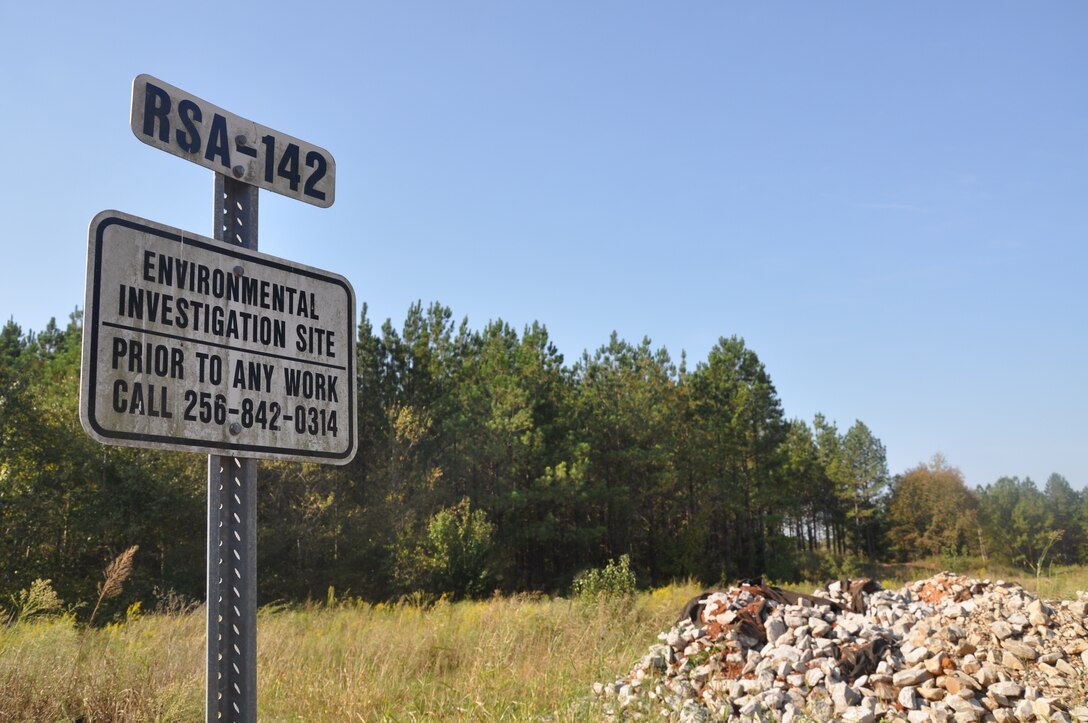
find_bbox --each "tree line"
[1,304,1084,618]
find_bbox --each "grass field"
[2,561,1086,722]
[0,583,702,722]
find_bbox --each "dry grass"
[0,612,203,722]
[0,582,701,722]
[4,564,1085,722]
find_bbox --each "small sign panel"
[130,74,335,207]
[80,211,356,463]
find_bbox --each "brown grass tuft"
[89,545,138,626]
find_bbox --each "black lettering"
[111,337,127,370]
[176,259,191,290]
[304,151,327,201]
[142,83,171,142]
[156,254,173,286]
[143,250,156,282]
[147,383,163,418]
[153,345,169,376]
[171,348,184,380]
[146,291,160,321]
[126,287,144,319]
[176,99,202,153]
[161,295,173,326]
[235,135,257,158]
[128,339,143,372]
[112,379,128,413]
[261,135,276,183]
[284,367,302,396]
[189,300,204,331]
[240,276,259,306]
[211,306,224,335]
[175,298,189,329]
[293,325,335,356]
[204,113,230,167]
[277,142,301,190]
[211,269,225,298]
[129,381,145,415]
[233,359,246,389]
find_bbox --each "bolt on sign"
[130,74,335,207]
[80,210,357,464]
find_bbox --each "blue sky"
[1,3,1084,489]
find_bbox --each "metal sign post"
[79,74,351,723]
[207,175,259,722]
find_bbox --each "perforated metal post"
[207,174,259,723]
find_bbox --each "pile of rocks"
[595,573,1088,722]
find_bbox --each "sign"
[80,210,356,464]
[130,74,336,207]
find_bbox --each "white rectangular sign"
[130,74,335,207]
[80,210,356,463]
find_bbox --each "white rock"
[987,680,1022,698]
[897,685,919,710]
[989,620,1013,640]
[904,646,930,665]
[841,706,875,723]
[765,617,787,645]
[892,667,931,687]
[830,681,861,712]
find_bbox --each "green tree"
[688,336,786,580]
[838,420,889,558]
[811,414,849,554]
[885,454,978,561]
[462,320,572,590]
[1042,473,1082,564]
[781,419,838,554]
[977,477,1055,571]
[0,314,204,613]
[571,334,683,585]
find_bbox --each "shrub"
[7,578,64,623]
[572,555,637,601]
[396,499,495,599]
